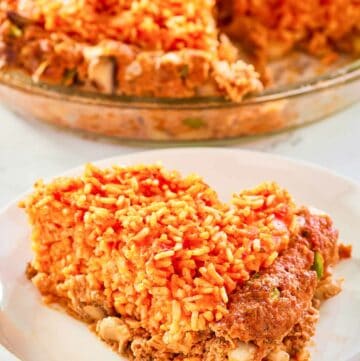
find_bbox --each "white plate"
[0,148,359,361]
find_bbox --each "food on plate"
[20,163,351,361]
[1,1,359,101]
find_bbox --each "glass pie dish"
[0,57,359,142]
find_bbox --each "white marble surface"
[0,102,359,207]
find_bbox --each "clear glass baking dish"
[0,58,359,141]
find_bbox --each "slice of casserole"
[21,164,351,361]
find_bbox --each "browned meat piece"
[338,244,352,259]
[297,207,339,268]
[0,19,87,84]
[213,210,339,349]
[214,243,317,346]
[204,338,231,361]
[283,306,319,359]
[128,332,233,361]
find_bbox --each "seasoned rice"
[21,164,297,349]
[16,0,219,52]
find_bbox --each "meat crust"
[214,209,339,349]
[215,243,317,346]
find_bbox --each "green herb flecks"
[62,69,77,86]
[270,287,280,301]
[180,65,189,79]
[183,117,205,129]
[9,24,23,38]
[312,251,324,279]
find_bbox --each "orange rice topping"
[17,0,218,51]
[22,164,297,346]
